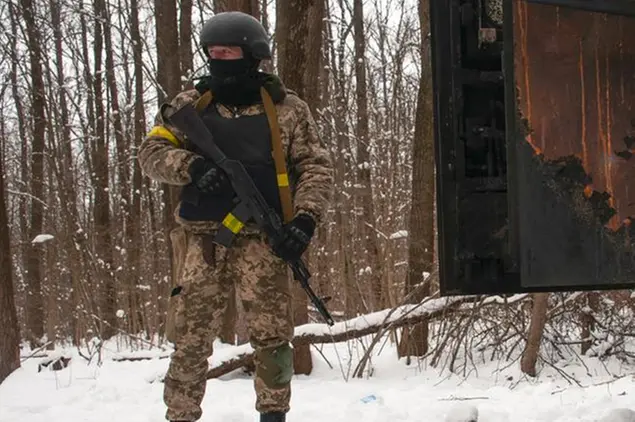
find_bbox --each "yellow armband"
[147,126,181,147]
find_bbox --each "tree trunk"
[398,0,435,359]
[155,0,181,104]
[19,0,46,347]
[92,0,117,339]
[102,0,133,334]
[180,0,194,89]
[352,0,383,311]
[521,293,549,376]
[129,0,146,337]
[276,0,325,375]
[0,115,20,384]
[49,0,83,344]
[214,0,259,15]
[8,2,30,343]
[77,0,101,342]
[154,0,182,341]
[580,292,599,355]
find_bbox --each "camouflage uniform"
[138,79,333,421]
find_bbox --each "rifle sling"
[260,87,293,224]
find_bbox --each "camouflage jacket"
[137,75,334,235]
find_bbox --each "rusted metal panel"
[511,1,635,288]
[430,0,634,295]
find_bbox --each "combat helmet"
[199,11,271,60]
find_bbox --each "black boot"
[260,411,286,422]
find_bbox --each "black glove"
[271,214,316,261]
[188,158,233,195]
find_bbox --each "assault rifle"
[167,102,335,326]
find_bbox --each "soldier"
[137,11,333,422]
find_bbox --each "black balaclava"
[206,50,266,106]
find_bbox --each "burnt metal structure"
[431,0,635,295]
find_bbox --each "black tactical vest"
[178,103,283,222]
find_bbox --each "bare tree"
[92,0,117,339]
[521,293,550,376]
[276,0,326,375]
[7,2,30,340]
[0,111,20,384]
[154,0,181,286]
[180,0,195,89]
[352,0,383,310]
[214,0,259,15]
[580,292,599,354]
[19,0,47,347]
[154,0,182,310]
[322,1,361,315]
[128,0,148,336]
[398,0,435,359]
[48,0,84,344]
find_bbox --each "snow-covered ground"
[1,336,634,422]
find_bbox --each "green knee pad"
[256,343,293,387]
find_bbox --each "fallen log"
[206,295,482,379]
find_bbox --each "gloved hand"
[271,213,316,261]
[188,158,234,195]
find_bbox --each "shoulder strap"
[261,87,293,223]
[194,90,214,112]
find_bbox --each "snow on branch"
[31,234,54,244]
[389,230,408,239]
[206,295,486,379]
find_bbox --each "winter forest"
[0,0,634,420]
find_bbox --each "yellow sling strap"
[194,90,214,112]
[260,87,294,224]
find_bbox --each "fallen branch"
[88,313,169,351]
[20,341,55,362]
[438,396,490,401]
[208,348,254,378]
[206,295,478,379]
[21,353,48,359]
[112,355,171,362]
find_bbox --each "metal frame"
[429,0,458,294]
[431,0,521,295]
[526,0,635,17]
[502,0,520,276]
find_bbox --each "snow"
[295,296,467,338]
[445,403,478,422]
[2,334,634,422]
[31,234,54,244]
[599,409,635,422]
[389,230,408,240]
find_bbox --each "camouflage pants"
[164,226,294,421]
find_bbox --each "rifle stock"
[167,102,335,326]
